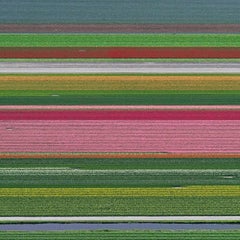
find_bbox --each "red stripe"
[0,110,239,120]
[1,47,240,58]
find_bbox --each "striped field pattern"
[0,1,239,239]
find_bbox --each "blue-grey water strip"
[0,223,240,231]
[1,0,240,24]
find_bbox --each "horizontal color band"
[1,106,240,110]
[2,62,240,74]
[0,120,239,153]
[0,94,238,105]
[0,186,239,197]
[0,110,239,120]
[0,216,240,222]
[1,34,240,47]
[1,0,240,24]
[1,75,240,91]
[0,153,239,159]
[2,24,240,33]
[1,47,240,58]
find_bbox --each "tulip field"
[0,2,239,239]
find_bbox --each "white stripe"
[1,62,240,73]
[0,169,239,175]
[0,216,239,222]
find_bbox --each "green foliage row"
[0,230,239,240]
[0,197,239,216]
[1,158,238,170]
[0,94,239,105]
[1,34,240,47]
[1,169,239,188]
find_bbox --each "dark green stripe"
[1,170,239,188]
[1,158,239,188]
[0,94,239,105]
[1,158,239,170]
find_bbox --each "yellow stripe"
[0,75,240,90]
[0,186,239,197]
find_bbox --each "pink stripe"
[0,120,239,153]
[1,105,240,110]
[0,110,239,120]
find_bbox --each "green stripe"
[0,230,239,240]
[1,34,240,47]
[0,197,238,216]
[0,94,239,105]
[1,170,239,188]
[1,158,239,188]
[1,231,240,239]
[1,158,238,170]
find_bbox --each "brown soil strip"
[1,24,240,33]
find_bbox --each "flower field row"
[1,75,240,91]
[0,196,239,216]
[0,186,239,197]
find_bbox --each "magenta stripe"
[0,110,239,120]
[1,105,240,110]
[0,120,239,153]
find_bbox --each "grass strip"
[0,94,238,105]
[1,158,238,170]
[1,34,240,47]
[0,230,239,240]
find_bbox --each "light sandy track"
[0,216,240,222]
[1,62,240,73]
